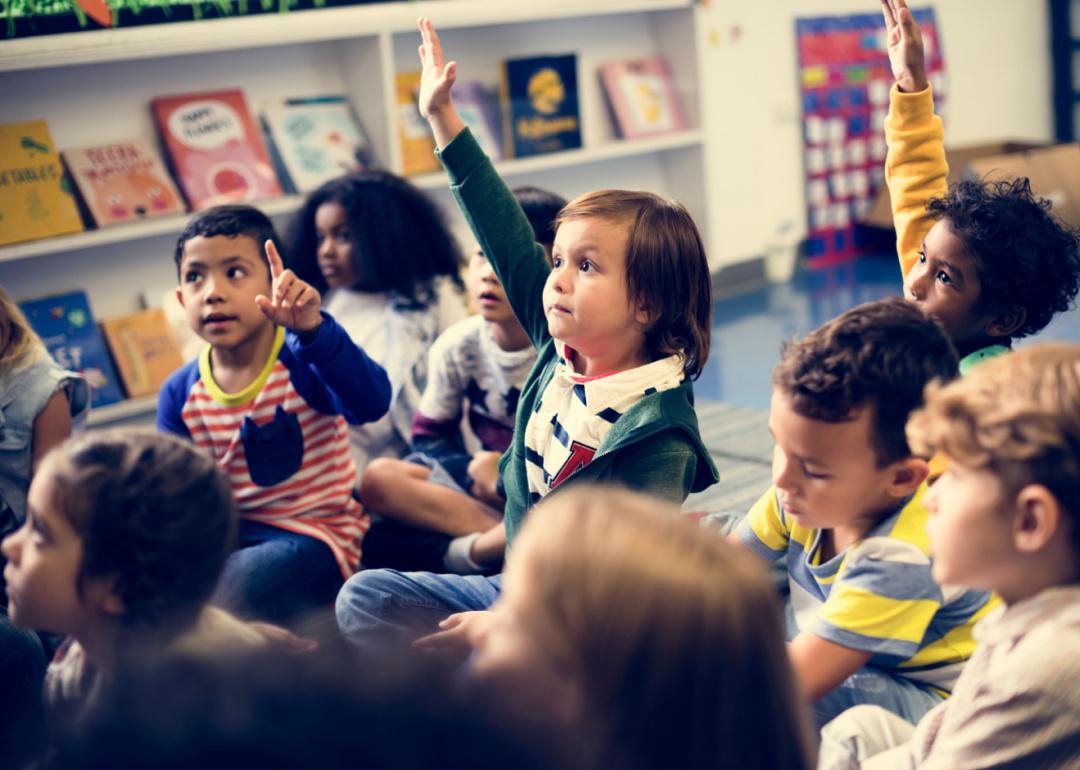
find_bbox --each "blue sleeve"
[283,311,392,426]
[156,361,198,439]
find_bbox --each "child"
[468,485,816,770]
[359,186,565,572]
[159,205,391,625]
[1,431,270,726]
[334,18,718,650]
[881,0,1080,370]
[819,344,1080,769]
[734,297,997,729]
[287,171,467,473]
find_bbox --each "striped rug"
[684,399,773,516]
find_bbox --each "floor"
[696,252,1080,410]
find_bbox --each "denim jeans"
[214,520,344,626]
[335,569,502,654]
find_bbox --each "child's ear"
[886,457,930,498]
[985,305,1026,338]
[175,286,186,309]
[84,575,126,617]
[1013,484,1061,555]
[634,301,655,329]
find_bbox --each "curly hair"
[773,297,959,466]
[174,205,284,278]
[287,171,463,302]
[50,431,236,634]
[927,178,1080,339]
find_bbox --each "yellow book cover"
[395,71,440,176]
[100,308,185,399]
[0,121,84,246]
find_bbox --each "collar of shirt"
[974,585,1080,647]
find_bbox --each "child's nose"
[906,268,929,301]
[1,529,21,563]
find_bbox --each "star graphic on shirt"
[465,378,489,414]
[505,386,521,417]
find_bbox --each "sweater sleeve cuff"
[286,310,337,362]
[886,83,936,129]
[436,127,485,186]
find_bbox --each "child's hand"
[255,240,323,333]
[413,610,495,664]
[468,451,503,506]
[416,17,456,120]
[880,0,928,93]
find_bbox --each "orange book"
[394,72,440,175]
[100,308,185,398]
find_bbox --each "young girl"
[287,171,467,472]
[469,486,816,770]
[334,18,719,651]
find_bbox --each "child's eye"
[227,266,247,279]
[335,230,350,244]
[803,466,829,480]
[580,259,594,273]
[184,271,201,284]
[917,250,927,264]
[935,270,953,286]
[552,256,563,268]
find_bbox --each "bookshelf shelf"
[86,394,159,427]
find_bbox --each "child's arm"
[789,632,874,702]
[881,0,947,278]
[417,17,551,348]
[31,390,71,475]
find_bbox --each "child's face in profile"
[314,202,358,290]
[467,246,518,328]
[176,235,274,350]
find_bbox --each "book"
[0,120,84,246]
[453,80,503,161]
[394,71,441,175]
[100,308,185,398]
[151,89,283,209]
[19,291,124,409]
[598,56,688,139]
[62,138,186,227]
[261,96,373,193]
[501,53,582,158]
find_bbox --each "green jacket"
[438,129,719,547]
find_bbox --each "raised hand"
[255,240,322,333]
[880,0,928,93]
[417,17,456,120]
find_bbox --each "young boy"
[881,0,1080,370]
[819,343,1080,769]
[159,205,391,625]
[734,297,997,729]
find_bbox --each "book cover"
[501,54,582,158]
[453,80,503,161]
[261,96,373,193]
[100,308,185,398]
[19,291,124,408]
[151,89,283,209]
[0,121,84,246]
[395,71,441,176]
[62,138,186,227]
[598,56,688,139]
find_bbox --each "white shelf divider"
[86,394,160,427]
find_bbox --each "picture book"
[261,96,373,193]
[598,56,688,139]
[62,138,186,227]
[501,53,582,158]
[0,120,84,246]
[19,291,124,409]
[100,308,185,398]
[152,88,282,209]
[453,80,503,161]
[395,71,440,176]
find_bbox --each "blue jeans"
[214,520,344,626]
[335,569,502,654]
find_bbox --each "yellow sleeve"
[735,486,791,559]
[884,84,948,279]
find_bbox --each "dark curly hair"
[287,171,463,303]
[772,297,959,466]
[51,431,236,634]
[174,205,284,278]
[927,178,1080,339]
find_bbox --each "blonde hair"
[513,486,814,770]
[0,285,45,373]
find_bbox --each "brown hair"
[772,297,958,465]
[0,285,45,373]
[513,486,815,770]
[908,343,1080,553]
[555,190,712,378]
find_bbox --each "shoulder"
[161,358,203,398]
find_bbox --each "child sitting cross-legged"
[818,343,1080,769]
[734,297,998,729]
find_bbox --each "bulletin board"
[797,8,945,266]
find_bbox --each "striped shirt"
[737,485,997,692]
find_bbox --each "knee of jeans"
[335,570,394,631]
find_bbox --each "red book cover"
[152,89,282,209]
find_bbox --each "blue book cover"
[19,291,124,409]
[501,53,582,158]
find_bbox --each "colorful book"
[501,53,582,158]
[454,80,503,161]
[0,121,84,246]
[261,96,372,193]
[394,71,441,176]
[151,89,282,209]
[598,56,688,139]
[62,138,186,227]
[100,309,185,399]
[19,291,124,409]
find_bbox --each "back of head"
[287,170,463,300]
[927,178,1080,339]
[908,343,1080,555]
[173,204,283,277]
[0,284,45,373]
[512,185,567,254]
[773,296,958,466]
[555,190,712,378]
[517,486,814,770]
[50,430,236,635]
